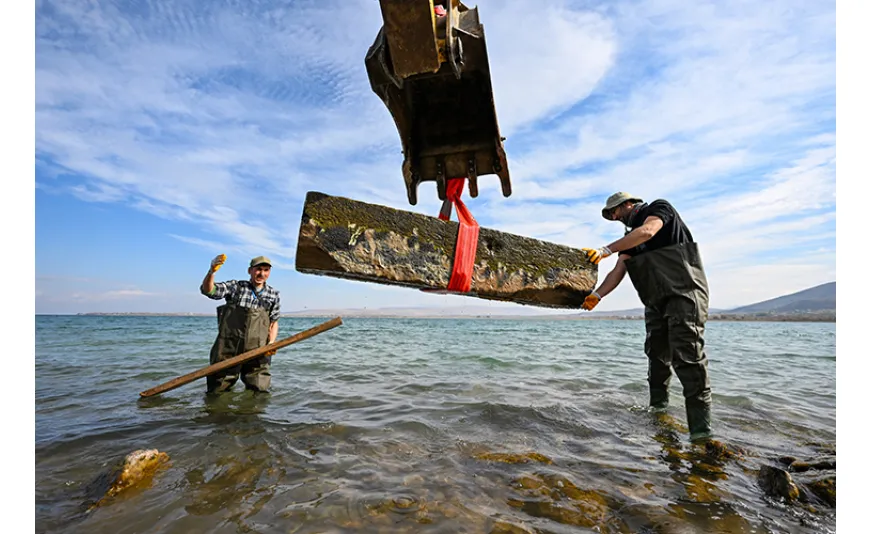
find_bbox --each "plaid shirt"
[207,280,281,322]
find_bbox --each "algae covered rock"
[506,472,621,530]
[758,454,836,508]
[86,449,170,509]
[473,451,553,465]
[806,476,836,507]
[758,465,800,503]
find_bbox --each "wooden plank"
[295,192,597,308]
[139,317,343,397]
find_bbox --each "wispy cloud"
[64,289,159,302]
[100,289,157,299]
[36,276,160,303]
[36,0,834,311]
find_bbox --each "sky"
[31,0,838,315]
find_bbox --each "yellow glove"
[210,254,227,273]
[581,246,612,265]
[263,349,277,357]
[581,291,601,311]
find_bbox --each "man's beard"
[620,202,647,227]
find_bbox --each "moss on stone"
[304,192,457,257]
[297,192,597,306]
[806,476,835,507]
[302,191,595,277]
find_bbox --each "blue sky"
[32,0,837,314]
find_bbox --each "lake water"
[35,315,836,533]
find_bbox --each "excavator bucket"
[365,0,511,205]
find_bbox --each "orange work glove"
[210,254,227,273]
[581,246,612,265]
[581,291,601,311]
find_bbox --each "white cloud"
[482,1,617,133]
[64,289,158,301]
[35,0,834,313]
[101,289,156,298]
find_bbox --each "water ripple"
[35,316,835,533]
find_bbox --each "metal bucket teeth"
[366,1,511,205]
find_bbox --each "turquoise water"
[36,315,836,533]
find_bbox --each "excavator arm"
[365,0,511,205]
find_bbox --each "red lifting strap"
[438,178,479,293]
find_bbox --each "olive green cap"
[602,192,643,220]
[249,255,272,268]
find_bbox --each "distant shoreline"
[45,312,835,323]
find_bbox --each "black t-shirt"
[620,199,694,257]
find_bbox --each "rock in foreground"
[87,449,170,509]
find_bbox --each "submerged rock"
[473,451,553,465]
[489,519,536,534]
[806,476,836,507]
[507,472,622,530]
[758,453,836,508]
[758,465,801,503]
[779,457,836,473]
[86,449,170,509]
[698,439,746,461]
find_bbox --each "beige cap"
[249,256,272,267]
[601,192,643,220]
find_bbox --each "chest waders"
[625,242,712,441]
[207,304,272,393]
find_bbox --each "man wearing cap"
[200,255,281,393]
[580,193,713,442]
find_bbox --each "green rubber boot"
[649,388,669,413]
[686,401,713,442]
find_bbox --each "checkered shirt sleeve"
[208,280,280,322]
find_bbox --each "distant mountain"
[582,283,836,317]
[724,282,835,314]
[584,284,836,317]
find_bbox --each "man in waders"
[200,255,281,393]
[580,193,713,442]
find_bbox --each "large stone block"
[295,192,597,308]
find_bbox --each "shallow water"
[36,316,836,533]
